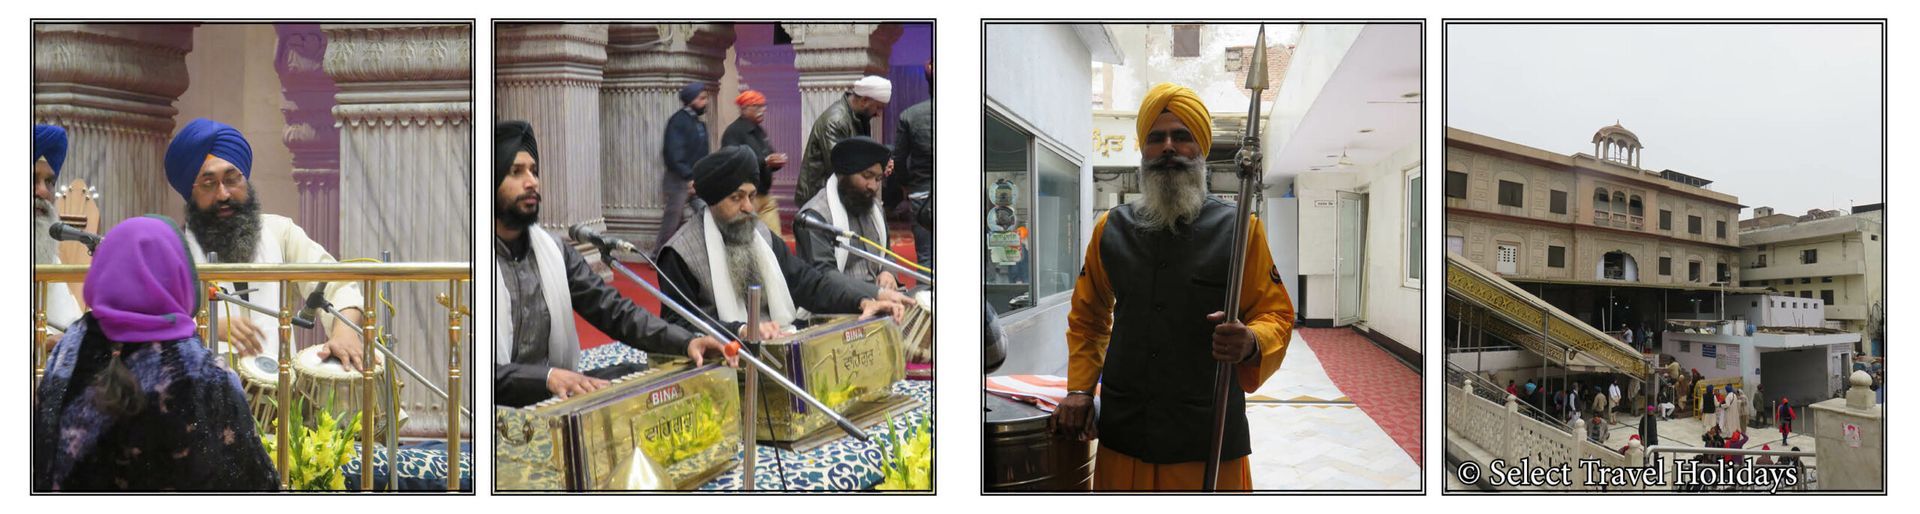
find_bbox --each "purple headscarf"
[83,217,199,342]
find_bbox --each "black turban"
[495,120,538,188]
[693,145,760,206]
[830,136,890,176]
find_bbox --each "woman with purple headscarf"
[34,216,276,491]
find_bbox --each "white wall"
[1104,24,1295,112]
[986,24,1097,377]
[1358,143,1423,350]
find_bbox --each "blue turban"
[33,124,67,178]
[678,81,705,105]
[164,118,252,202]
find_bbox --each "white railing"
[1448,380,1639,491]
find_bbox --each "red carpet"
[1297,327,1423,465]
[578,226,923,350]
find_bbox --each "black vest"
[1095,198,1251,464]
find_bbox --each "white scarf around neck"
[702,209,798,326]
[823,173,887,272]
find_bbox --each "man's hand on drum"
[547,368,608,400]
[226,317,266,356]
[687,336,739,368]
[315,308,377,371]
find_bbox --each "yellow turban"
[1136,82,1211,151]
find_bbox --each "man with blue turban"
[657,81,712,253]
[32,124,81,345]
[163,118,371,371]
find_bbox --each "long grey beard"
[32,202,59,265]
[718,212,762,300]
[1133,153,1208,232]
[185,189,263,263]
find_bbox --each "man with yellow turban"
[1050,83,1295,491]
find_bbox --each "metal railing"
[34,262,471,492]
[1445,361,1572,433]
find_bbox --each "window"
[983,112,1081,314]
[1688,215,1702,235]
[1755,254,1768,268]
[1716,220,1727,239]
[1548,245,1566,268]
[1406,168,1423,285]
[1800,291,1813,299]
[1172,25,1201,57]
[1497,180,1523,207]
[1821,290,1835,305]
[1445,171,1468,199]
[1801,249,1818,264]
[1594,188,1611,213]
[1629,195,1644,217]
[1800,277,1811,284]
[1659,210,1672,230]
[1822,276,1833,283]
[1659,256,1672,276]
[1550,190,1567,214]
[1688,261,1701,282]
[1717,263,1729,282]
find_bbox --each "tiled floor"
[1296,327,1424,464]
[1246,331,1422,490]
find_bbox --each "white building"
[1662,293,1861,409]
[1738,204,1884,354]
[1263,24,1423,358]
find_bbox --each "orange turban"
[1136,82,1211,151]
[735,90,766,107]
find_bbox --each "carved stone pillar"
[276,24,342,255]
[324,23,474,438]
[734,24,801,227]
[600,23,734,245]
[496,23,608,265]
[789,23,900,208]
[33,24,196,228]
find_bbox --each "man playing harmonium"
[656,146,915,337]
[493,121,736,408]
[164,118,373,371]
[793,136,899,290]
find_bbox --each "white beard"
[1132,153,1208,232]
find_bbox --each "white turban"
[852,75,892,104]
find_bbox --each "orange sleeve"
[1235,215,1297,393]
[1065,213,1115,392]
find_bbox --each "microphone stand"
[594,248,872,443]
[826,236,934,286]
[315,301,474,421]
[1205,25,1270,491]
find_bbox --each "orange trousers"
[1093,446,1252,491]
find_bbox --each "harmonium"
[754,315,920,449]
[496,361,741,491]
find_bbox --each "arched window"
[1594,188,1611,213]
[1629,195,1644,217]
[1612,191,1627,215]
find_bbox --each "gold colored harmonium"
[495,315,922,491]
[33,263,473,492]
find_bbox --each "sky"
[1446,24,1883,218]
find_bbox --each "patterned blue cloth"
[579,344,934,491]
[341,441,473,491]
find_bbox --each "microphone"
[49,223,101,252]
[794,211,854,239]
[298,281,331,327]
[569,223,641,254]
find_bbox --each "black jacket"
[662,108,710,181]
[797,95,870,206]
[655,220,877,336]
[891,99,934,194]
[721,116,777,192]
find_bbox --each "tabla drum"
[984,393,1094,491]
[294,344,408,440]
[901,290,934,378]
[218,341,294,426]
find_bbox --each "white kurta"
[184,214,365,360]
